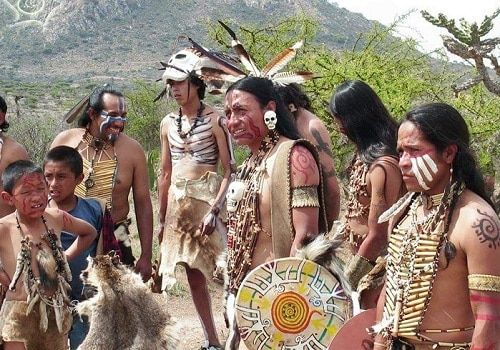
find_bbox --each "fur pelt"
[295,233,353,297]
[76,253,179,350]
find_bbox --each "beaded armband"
[291,185,319,208]
[468,274,500,292]
[344,254,375,290]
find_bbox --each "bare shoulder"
[204,104,223,127]
[0,214,18,243]
[290,143,320,187]
[369,156,400,176]
[2,136,28,161]
[51,128,85,148]
[115,134,147,162]
[454,190,499,251]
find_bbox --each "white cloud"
[330,0,500,62]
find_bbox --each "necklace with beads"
[176,102,204,139]
[226,130,280,293]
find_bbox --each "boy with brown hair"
[44,146,103,349]
[0,160,97,350]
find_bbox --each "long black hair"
[404,103,493,208]
[78,85,124,128]
[330,80,398,164]
[227,77,301,140]
[0,95,10,132]
[276,83,313,113]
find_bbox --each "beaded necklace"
[76,130,118,209]
[227,131,280,293]
[176,102,204,139]
[10,215,72,332]
[382,181,467,347]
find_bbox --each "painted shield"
[235,258,351,350]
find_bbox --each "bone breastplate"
[383,222,443,338]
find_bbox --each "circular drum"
[235,257,351,350]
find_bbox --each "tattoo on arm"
[472,209,500,249]
[291,147,316,184]
[470,293,500,305]
[311,129,334,159]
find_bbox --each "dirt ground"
[165,267,229,349]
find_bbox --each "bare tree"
[422,9,500,96]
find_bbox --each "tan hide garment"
[270,139,328,258]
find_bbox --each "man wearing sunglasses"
[51,85,153,282]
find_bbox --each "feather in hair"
[187,37,246,78]
[196,67,242,83]
[63,91,91,124]
[218,20,261,76]
[261,41,303,77]
[270,71,315,85]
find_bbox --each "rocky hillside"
[0,0,375,83]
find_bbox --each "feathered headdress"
[154,36,247,101]
[217,20,315,86]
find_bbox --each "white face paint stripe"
[411,157,430,190]
[416,156,433,182]
[422,154,438,173]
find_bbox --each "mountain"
[0,0,376,83]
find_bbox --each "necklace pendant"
[85,177,95,189]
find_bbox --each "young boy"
[0,159,97,350]
[43,146,103,350]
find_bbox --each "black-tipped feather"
[218,21,260,76]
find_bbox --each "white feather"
[378,192,415,223]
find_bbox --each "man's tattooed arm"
[472,209,500,250]
[311,128,334,159]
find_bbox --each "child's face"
[43,161,82,204]
[8,173,48,218]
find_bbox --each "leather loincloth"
[159,172,226,290]
[0,300,72,350]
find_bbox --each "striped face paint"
[99,96,127,142]
[410,153,438,191]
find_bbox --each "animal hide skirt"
[159,172,226,291]
[0,300,72,350]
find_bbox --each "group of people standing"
[0,36,498,350]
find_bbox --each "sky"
[330,0,500,62]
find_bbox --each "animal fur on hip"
[295,232,353,296]
[76,252,179,350]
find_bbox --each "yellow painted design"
[256,296,271,310]
[239,288,253,303]
[302,260,316,276]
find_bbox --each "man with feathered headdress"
[215,23,332,349]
